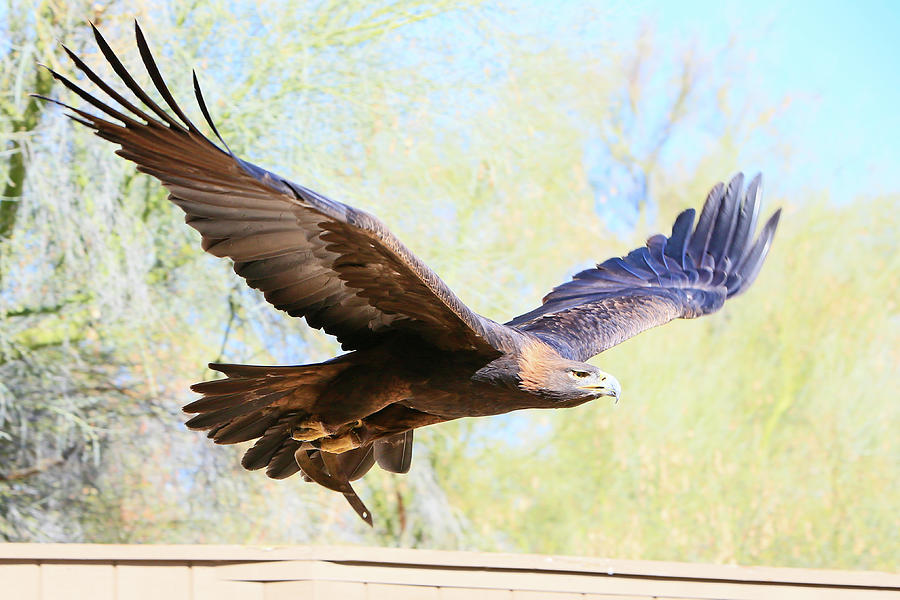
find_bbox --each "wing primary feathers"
[44,22,510,357]
[706,173,744,263]
[133,21,209,140]
[65,112,96,128]
[725,173,762,267]
[59,45,150,126]
[39,65,139,127]
[687,181,725,264]
[30,92,119,132]
[509,174,780,360]
[90,22,187,132]
[733,208,781,294]
[664,208,695,270]
[192,70,233,154]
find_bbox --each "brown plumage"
[38,23,781,526]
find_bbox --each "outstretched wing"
[38,23,513,354]
[507,174,781,361]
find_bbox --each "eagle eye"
[570,370,591,379]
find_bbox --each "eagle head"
[517,342,621,403]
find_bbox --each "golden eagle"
[39,24,780,525]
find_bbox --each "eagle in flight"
[39,23,780,525]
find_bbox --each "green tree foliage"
[1,1,896,569]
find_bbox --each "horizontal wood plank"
[366,583,440,600]
[0,543,894,590]
[439,588,513,599]
[0,543,895,600]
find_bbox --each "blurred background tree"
[1,0,896,570]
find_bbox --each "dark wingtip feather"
[31,94,92,128]
[133,20,209,140]
[664,208,695,269]
[39,64,130,124]
[506,173,781,359]
[725,173,762,267]
[89,20,185,131]
[731,207,781,296]
[207,362,274,377]
[706,173,744,263]
[771,207,782,223]
[193,70,232,154]
[687,181,725,264]
[30,92,60,105]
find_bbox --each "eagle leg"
[317,426,364,453]
[290,419,330,441]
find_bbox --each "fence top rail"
[0,543,896,589]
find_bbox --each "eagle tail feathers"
[185,361,344,481]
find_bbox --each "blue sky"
[580,0,899,202]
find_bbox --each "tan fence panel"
[0,544,897,600]
[116,563,192,600]
[40,563,116,600]
[366,583,441,600]
[190,564,265,600]
[264,580,367,600]
[3,563,40,600]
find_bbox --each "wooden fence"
[1,544,897,599]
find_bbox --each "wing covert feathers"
[508,174,780,361]
[38,22,510,355]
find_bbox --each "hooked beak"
[579,373,621,403]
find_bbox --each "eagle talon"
[318,430,363,453]
[291,420,328,441]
